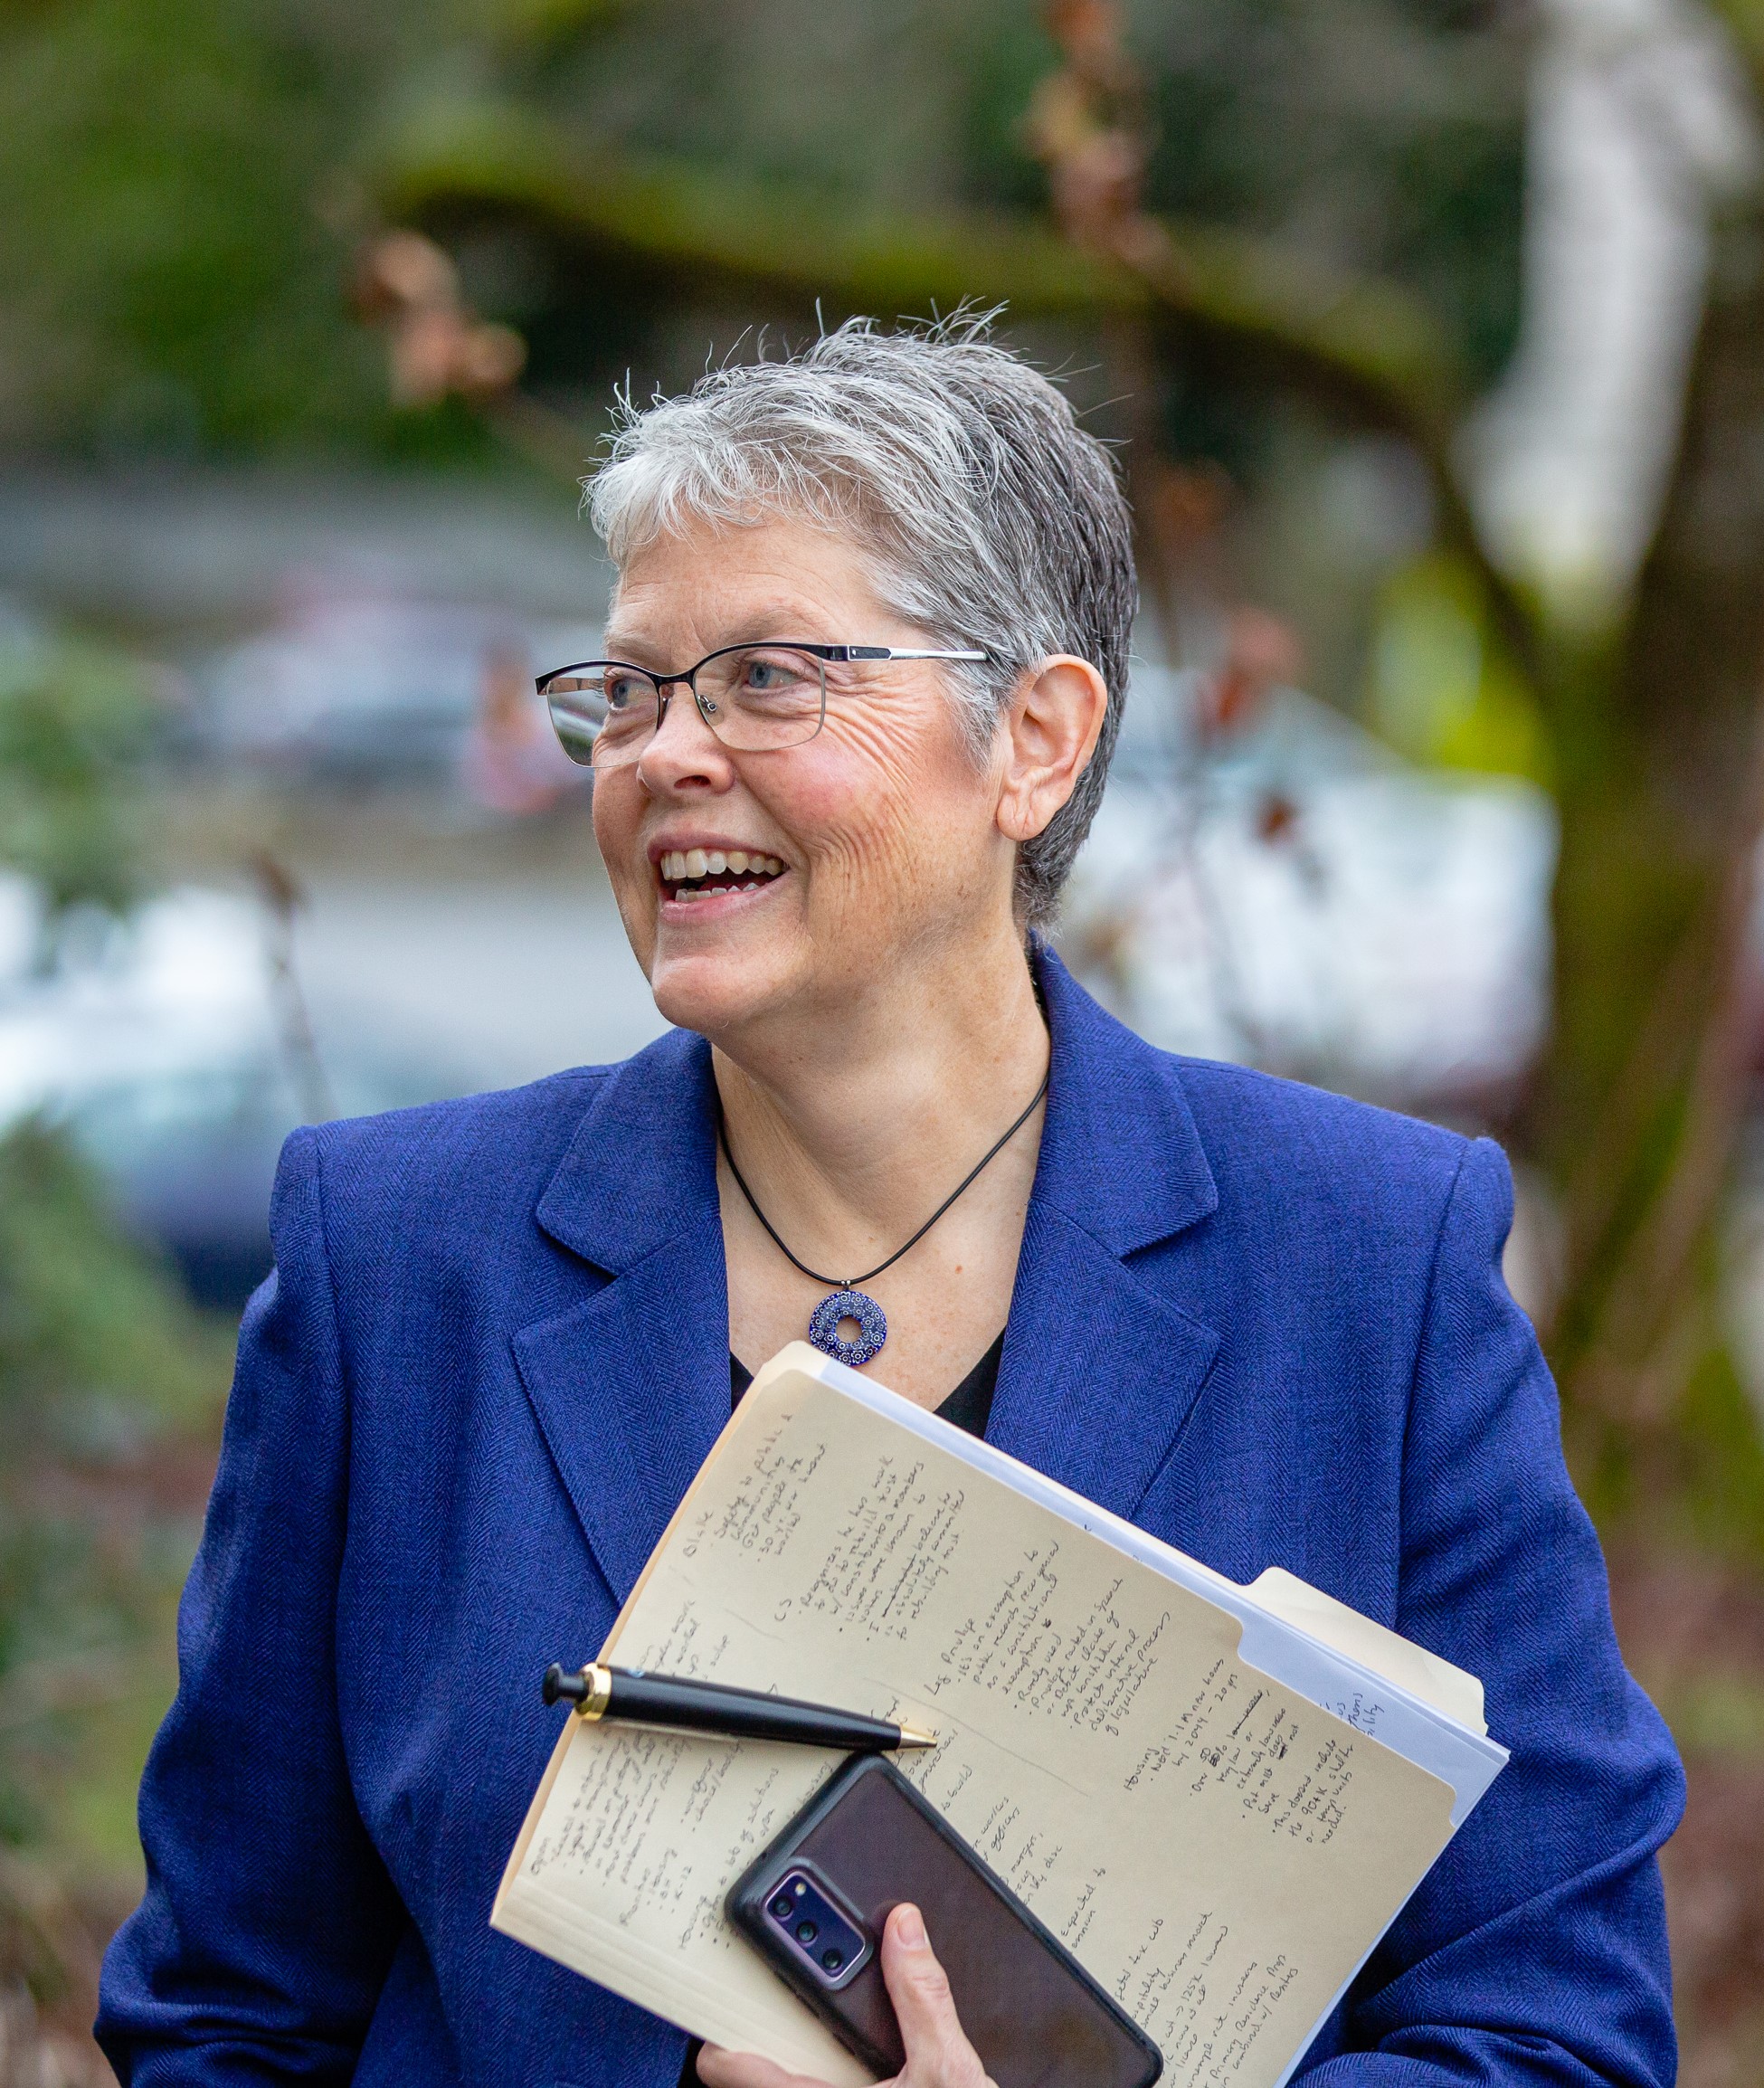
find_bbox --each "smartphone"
[726,1753,1162,2088]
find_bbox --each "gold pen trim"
[895,1723,938,1751]
[573,1663,615,1721]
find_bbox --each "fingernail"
[894,1903,925,1949]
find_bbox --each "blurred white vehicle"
[1060,669,1559,1114]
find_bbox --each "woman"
[97,321,1682,2088]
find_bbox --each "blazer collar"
[982,944,1222,1523]
[533,944,1219,1279]
[535,1023,721,1274]
[518,1028,727,1612]
[1026,943,1218,1255]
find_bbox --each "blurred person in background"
[462,637,584,818]
[95,320,1682,2088]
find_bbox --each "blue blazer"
[97,947,1683,2088]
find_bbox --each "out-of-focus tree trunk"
[1532,203,1764,1491]
[1022,0,1764,1510]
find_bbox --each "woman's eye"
[604,673,648,712]
[743,655,805,694]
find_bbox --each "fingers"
[880,1904,992,2088]
[698,1907,991,2088]
[694,2044,833,2088]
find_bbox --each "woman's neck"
[711,931,1050,1252]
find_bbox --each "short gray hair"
[588,316,1135,927]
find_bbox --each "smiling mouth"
[658,847,787,903]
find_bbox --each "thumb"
[879,1904,990,2087]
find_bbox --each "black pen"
[541,1662,937,1753]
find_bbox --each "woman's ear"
[996,656,1111,844]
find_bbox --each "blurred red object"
[352,230,526,410]
[1255,791,1300,845]
[1198,607,1305,738]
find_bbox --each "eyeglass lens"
[541,646,828,767]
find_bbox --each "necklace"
[717,1065,1052,1370]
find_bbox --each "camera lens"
[795,1921,818,1945]
[769,1896,793,1921]
[821,1948,844,1972]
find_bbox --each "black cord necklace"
[717,1064,1051,1370]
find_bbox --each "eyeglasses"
[536,641,990,768]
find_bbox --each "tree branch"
[375,101,1453,416]
[373,94,1538,672]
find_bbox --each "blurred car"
[189,584,601,792]
[0,880,459,1307]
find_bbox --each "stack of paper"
[494,1343,1506,2088]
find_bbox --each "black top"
[678,1333,1004,2088]
[727,1331,1003,1438]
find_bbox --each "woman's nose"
[635,685,735,793]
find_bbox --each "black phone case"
[726,1754,1162,2088]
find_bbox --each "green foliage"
[0,0,416,455]
[0,626,158,949]
[0,1125,220,1453]
[0,0,1530,459]
[1133,0,1527,385]
[1572,1343,1764,1558]
[0,615,232,1977]
[1674,1347,1764,1556]
[0,1120,230,1856]
[1366,555,1551,783]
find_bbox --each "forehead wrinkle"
[608,593,842,634]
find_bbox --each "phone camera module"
[761,1871,868,1988]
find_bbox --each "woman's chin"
[647,944,799,1040]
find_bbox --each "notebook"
[494,1342,1507,2088]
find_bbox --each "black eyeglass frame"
[536,641,991,765]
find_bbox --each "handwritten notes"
[495,1362,1456,2088]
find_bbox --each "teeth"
[659,847,785,887]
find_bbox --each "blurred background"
[1,0,1762,2078]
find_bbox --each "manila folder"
[494,1343,1475,2088]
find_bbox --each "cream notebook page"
[493,1347,1463,2088]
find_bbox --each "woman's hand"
[696,1903,995,2088]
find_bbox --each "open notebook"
[494,1343,1507,2088]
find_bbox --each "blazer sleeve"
[1300,1137,1684,2088]
[95,1127,407,2084]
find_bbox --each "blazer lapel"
[991,1204,1220,1521]
[514,1029,733,1609]
[515,949,1229,1600]
[989,947,1223,1521]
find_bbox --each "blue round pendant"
[807,1287,887,1368]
